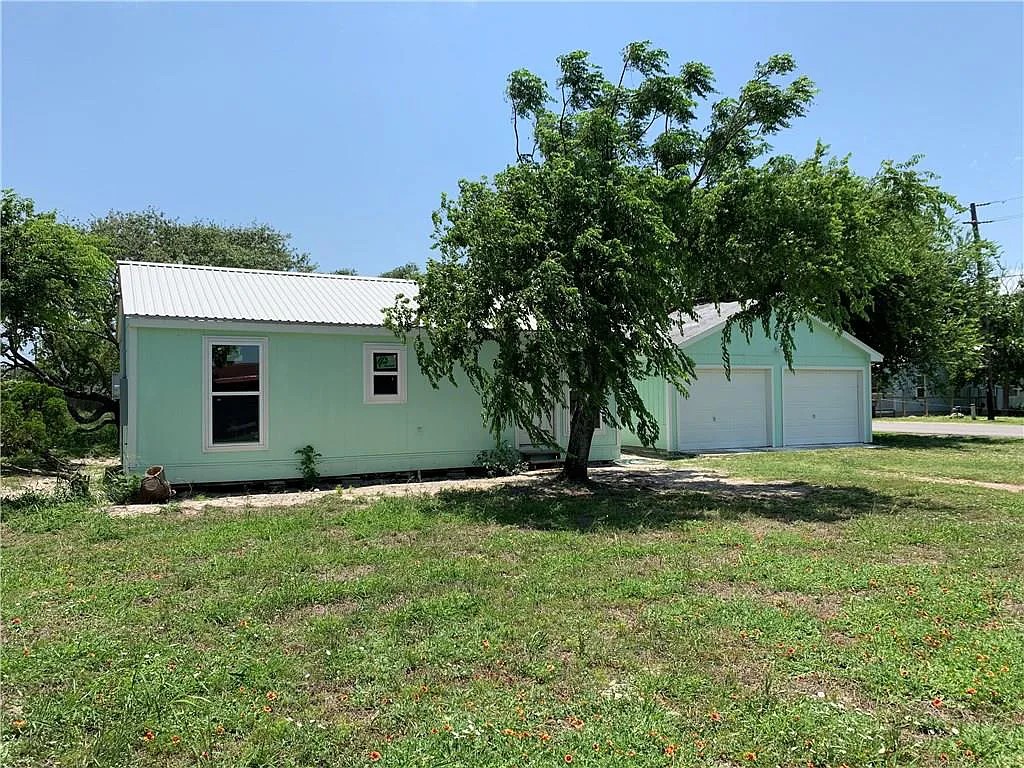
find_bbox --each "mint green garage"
[621,303,883,453]
[117,262,621,485]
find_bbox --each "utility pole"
[969,202,996,421]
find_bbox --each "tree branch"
[3,343,116,409]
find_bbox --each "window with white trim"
[364,344,406,404]
[203,337,267,450]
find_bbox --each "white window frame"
[363,343,407,404]
[202,336,268,452]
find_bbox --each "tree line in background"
[2,43,1022,477]
[0,190,419,468]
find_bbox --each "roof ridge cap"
[116,260,418,284]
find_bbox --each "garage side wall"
[619,375,669,450]
[125,323,619,484]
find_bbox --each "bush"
[474,441,528,477]
[1,380,74,468]
[101,468,141,504]
[65,422,119,458]
[295,445,322,487]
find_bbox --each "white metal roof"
[118,261,417,326]
[670,302,744,345]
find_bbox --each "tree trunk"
[563,403,598,482]
[986,367,996,420]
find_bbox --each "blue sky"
[3,2,1022,277]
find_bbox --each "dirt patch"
[866,470,1024,493]
[272,599,360,626]
[887,544,948,566]
[1000,599,1024,618]
[738,516,843,543]
[786,671,875,711]
[697,582,845,620]
[106,462,820,518]
[318,564,375,582]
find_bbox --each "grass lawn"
[874,415,1024,426]
[3,435,1022,767]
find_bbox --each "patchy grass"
[874,415,1024,426]
[3,437,1023,767]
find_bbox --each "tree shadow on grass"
[872,433,1021,450]
[431,467,906,532]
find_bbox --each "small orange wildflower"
[142,730,155,742]
[262,706,273,713]
[539,731,551,742]
[665,743,677,756]
[931,697,944,709]
[170,735,181,745]
[12,719,27,729]
[213,724,225,735]
[709,710,723,722]
[743,751,757,762]
[564,755,574,764]
[965,687,977,695]
[369,750,382,762]
[266,691,278,701]
[11,617,21,626]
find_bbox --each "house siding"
[620,376,668,450]
[125,323,619,484]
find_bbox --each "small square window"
[364,345,406,404]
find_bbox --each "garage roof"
[118,261,417,326]
[672,301,883,362]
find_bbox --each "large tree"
[1,191,118,426]
[1,193,314,427]
[379,262,422,280]
[387,43,954,480]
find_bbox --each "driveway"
[873,419,1023,438]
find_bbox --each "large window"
[204,337,267,450]
[364,344,406,404]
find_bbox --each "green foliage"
[474,441,528,477]
[1,190,118,425]
[63,422,119,459]
[986,280,1024,391]
[101,468,142,504]
[294,444,323,487]
[88,208,314,272]
[387,43,953,479]
[332,267,359,275]
[378,262,422,280]
[0,379,75,468]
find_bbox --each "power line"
[962,214,1024,224]
[976,195,1024,207]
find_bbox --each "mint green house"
[116,262,621,485]
[621,303,883,453]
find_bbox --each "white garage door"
[675,368,771,451]
[783,369,863,446]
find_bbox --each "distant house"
[621,303,883,452]
[873,371,1023,416]
[116,262,621,484]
